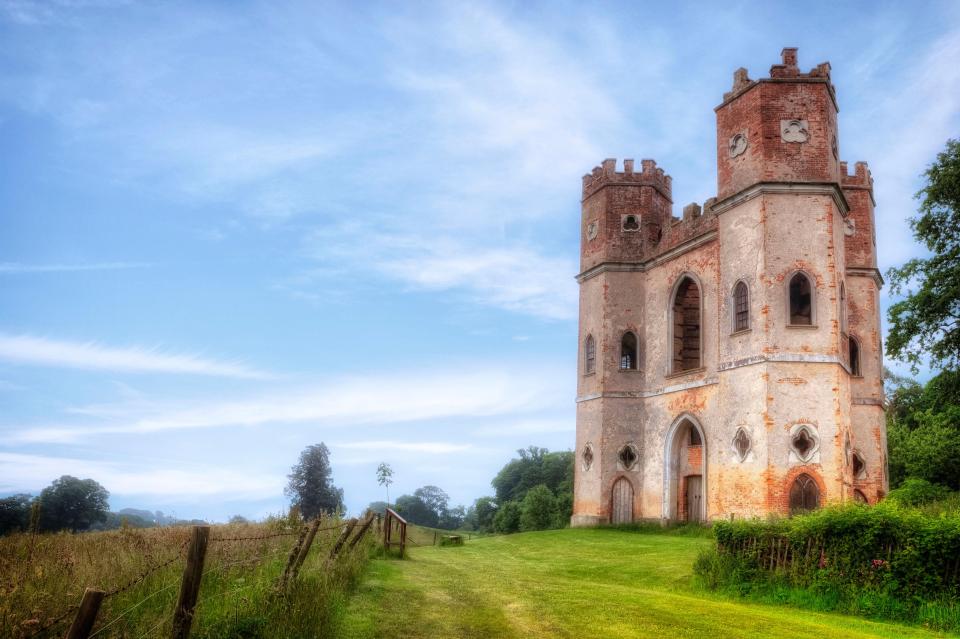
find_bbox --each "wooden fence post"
[171,525,209,639]
[64,588,105,639]
[278,524,309,590]
[329,518,359,561]
[347,512,376,550]
[290,518,322,580]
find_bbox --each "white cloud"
[0,452,283,500]
[0,261,151,274]
[5,363,567,444]
[0,334,269,379]
[332,440,471,454]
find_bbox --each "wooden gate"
[686,475,702,522]
[611,477,634,524]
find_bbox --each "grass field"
[1,517,371,638]
[338,528,955,638]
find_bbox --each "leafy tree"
[0,493,32,535]
[285,443,344,519]
[438,504,466,530]
[519,484,558,531]
[413,485,449,519]
[470,496,499,532]
[376,462,394,506]
[394,493,438,527]
[888,406,960,490]
[493,500,521,534]
[229,515,250,525]
[366,501,388,515]
[37,476,110,532]
[887,139,960,372]
[491,447,574,505]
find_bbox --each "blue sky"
[1,0,958,522]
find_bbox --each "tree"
[887,139,960,372]
[413,485,449,519]
[470,496,499,532]
[888,406,960,490]
[366,501,388,515]
[0,493,32,535]
[285,443,344,519]
[491,447,574,505]
[37,476,109,532]
[228,515,250,525]
[493,501,521,534]
[376,462,394,507]
[519,484,558,531]
[438,504,466,530]
[394,493,438,527]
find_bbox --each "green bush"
[493,501,521,534]
[698,502,960,629]
[519,485,558,532]
[887,477,952,506]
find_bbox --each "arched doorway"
[611,477,634,524]
[664,415,706,522]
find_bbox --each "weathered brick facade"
[572,49,887,525]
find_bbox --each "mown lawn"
[337,528,954,638]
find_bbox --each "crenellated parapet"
[840,161,873,190]
[723,48,835,104]
[581,158,673,201]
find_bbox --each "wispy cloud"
[0,334,269,379]
[0,452,283,500]
[332,440,471,454]
[0,261,151,274]
[5,363,567,444]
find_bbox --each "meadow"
[1,516,373,638]
[337,526,955,638]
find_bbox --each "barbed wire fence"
[18,515,374,639]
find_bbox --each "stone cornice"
[711,182,849,217]
[575,376,719,403]
[575,229,718,283]
[715,76,839,113]
[846,267,884,288]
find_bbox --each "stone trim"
[711,182,849,217]
[846,267,884,288]
[575,229,718,283]
[852,397,884,406]
[718,353,852,375]
[575,377,719,403]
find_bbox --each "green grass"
[336,528,956,638]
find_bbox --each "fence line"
[17,514,376,639]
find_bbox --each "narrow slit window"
[734,282,749,332]
[849,336,861,376]
[852,451,865,478]
[840,282,847,334]
[620,332,638,370]
[789,272,813,325]
[585,334,596,375]
[672,277,701,372]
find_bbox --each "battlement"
[582,158,673,201]
[840,161,873,189]
[722,48,834,104]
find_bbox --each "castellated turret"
[572,48,887,526]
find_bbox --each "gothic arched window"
[789,473,820,515]
[733,281,749,332]
[672,276,702,372]
[849,336,862,376]
[584,334,596,375]
[620,332,638,370]
[789,272,814,325]
[840,281,847,334]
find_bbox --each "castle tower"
[572,48,887,526]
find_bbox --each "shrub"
[519,485,557,532]
[887,478,952,506]
[493,501,521,534]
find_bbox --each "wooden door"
[611,477,634,524]
[686,475,702,522]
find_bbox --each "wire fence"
[13,516,374,639]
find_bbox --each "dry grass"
[1,514,374,638]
